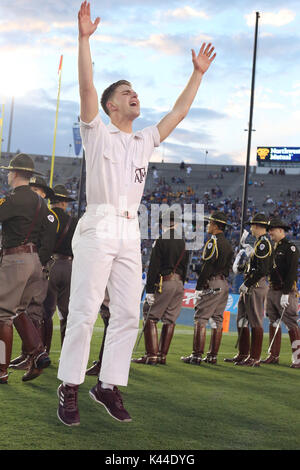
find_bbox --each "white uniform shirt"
[80,114,160,213]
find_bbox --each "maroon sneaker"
[89,381,132,422]
[57,384,80,426]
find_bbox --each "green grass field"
[1,315,300,451]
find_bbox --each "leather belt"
[53,253,73,261]
[209,274,225,281]
[3,244,38,256]
[162,273,183,282]
[269,283,282,291]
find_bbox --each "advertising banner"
[72,123,82,156]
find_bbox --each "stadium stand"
[1,152,299,292]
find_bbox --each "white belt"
[116,210,136,219]
[86,205,137,219]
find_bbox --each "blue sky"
[0,0,299,166]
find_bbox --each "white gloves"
[239,283,248,295]
[243,244,254,258]
[232,249,245,274]
[195,290,205,299]
[145,293,155,306]
[280,294,289,309]
[240,229,249,246]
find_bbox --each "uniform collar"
[51,207,66,215]
[107,122,143,139]
[13,185,30,192]
[258,234,267,240]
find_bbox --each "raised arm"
[78,1,100,123]
[157,43,216,143]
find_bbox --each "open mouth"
[130,101,138,107]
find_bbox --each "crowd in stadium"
[1,153,299,294]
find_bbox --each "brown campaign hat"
[50,184,76,202]
[29,176,55,200]
[0,153,44,176]
[247,213,269,226]
[204,211,230,227]
[267,216,290,231]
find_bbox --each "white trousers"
[57,206,142,386]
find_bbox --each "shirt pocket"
[103,149,118,164]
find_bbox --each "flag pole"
[49,55,63,188]
[0,103,4,161]
[240,12,260,240]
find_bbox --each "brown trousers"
[266,289,299,330]
[194,278,229,328]
[27,277,48,323]
[143,278,184,325]
[237,278,268,329]
[0,252,43,323]
[43,258,72,323]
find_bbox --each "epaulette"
[0,197,6,206]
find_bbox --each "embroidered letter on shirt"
[134,167,146,184]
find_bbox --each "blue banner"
[257,146,300,163]
[72,123,82,156]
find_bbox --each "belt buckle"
[124,211,129,219]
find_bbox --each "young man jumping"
[57,0,216,426]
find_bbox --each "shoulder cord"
[202,236,218,261]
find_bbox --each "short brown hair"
[14,170,32,181]
[100,80,131,116]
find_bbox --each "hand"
[192,43,216,75]
[239,283,248,295]
[78,1,100,38]
[232,249,245,274]
[280,294,289,309]
[240,229,249,246]
[243,244,254,258]
[145,293,155,306]
[195,290,204,299]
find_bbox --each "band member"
[9,176,58,380]
[225,213,272,367]
[261,217,300,368]
[132,211,189,366]
[181,211,233,365]
[57,1,216,426]
[43,185,77,354]
[0,154,55,384]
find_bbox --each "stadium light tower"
[198,148,208,167]
[7,96,14,154]
[240,11,260,241]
